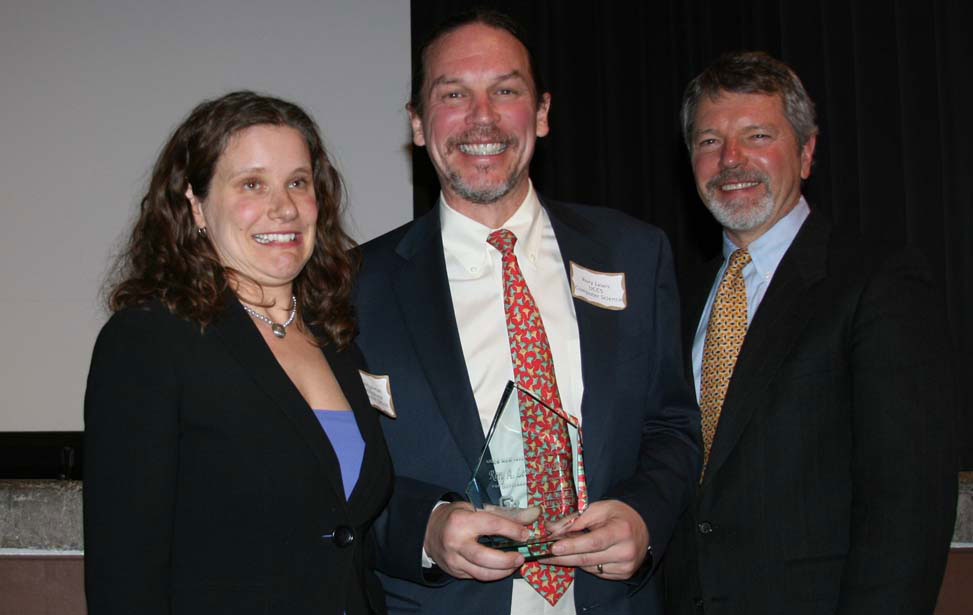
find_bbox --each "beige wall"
[0,0,412,430]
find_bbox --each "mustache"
[706,169,769,192]
[446,128,515,151]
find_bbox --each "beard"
[701,169,775,232]
[442,128,521,204]
[446,167,521,204]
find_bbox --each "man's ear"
[535,92,551,138]
[407,104,426,147]
[186,184,206,228]
[799,134,817,179]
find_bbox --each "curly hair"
[109,91,358,348]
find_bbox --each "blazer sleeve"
[83,306,189,614]
[604,229,703,576]
[836,248,957,613]
[371,476,459,585]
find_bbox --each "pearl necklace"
[241,296,297,339]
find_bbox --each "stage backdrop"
[0,0,412,432]
[410,1,972,468]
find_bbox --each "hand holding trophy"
[466,380,588,561]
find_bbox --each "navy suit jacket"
[665,211,957,614]
[353,197,701,615]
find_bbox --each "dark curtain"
[410,1,972,468]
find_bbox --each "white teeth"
[722,181,760,191]
[458,142,506,155]
[253,233,296,244]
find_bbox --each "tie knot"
[727,248,751,273]
[487,228,517,255]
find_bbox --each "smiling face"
[691,91,815,247]
[410,23,550,225]
[187,124,317,296]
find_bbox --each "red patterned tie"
[487,228,587,606]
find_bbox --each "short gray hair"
[681,51,818,153]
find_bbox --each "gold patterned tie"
[699,248,751,477]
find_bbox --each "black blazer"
[354,198,701,615]
[665,211,957,614]
[83,298,392,615]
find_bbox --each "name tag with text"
[570,262,627,310]
[358,371,396,418]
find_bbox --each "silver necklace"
[241,296,297,339]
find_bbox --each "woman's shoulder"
[87,300,204,393]
[95,300,201,352]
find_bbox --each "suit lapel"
[544,200,619,495]
[323,342,389,519]
[209,297,347,504]
[390,209,486,480]
[701,213,831,489]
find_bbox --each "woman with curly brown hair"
[83,91,391,615]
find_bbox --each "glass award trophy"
[466,380,587,560]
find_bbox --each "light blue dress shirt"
[691,197,811,399]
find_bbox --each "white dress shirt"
[441,182,583,615]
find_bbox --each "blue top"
[691,197,811,399]
[313,410,365,501]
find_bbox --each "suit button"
[694,598,705,610]
[329,526,355,548]
[697,521,713,535]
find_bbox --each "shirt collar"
[440,181,544,279]
[721,196,810,281]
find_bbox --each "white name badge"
[570,262,627,310]
[358,371,396,418]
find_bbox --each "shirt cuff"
[421,500,452,568]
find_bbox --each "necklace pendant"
[271,323,287,339]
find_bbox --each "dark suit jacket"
[83,297,393,615]
[353,198,701,615]
[665,211,957,614]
